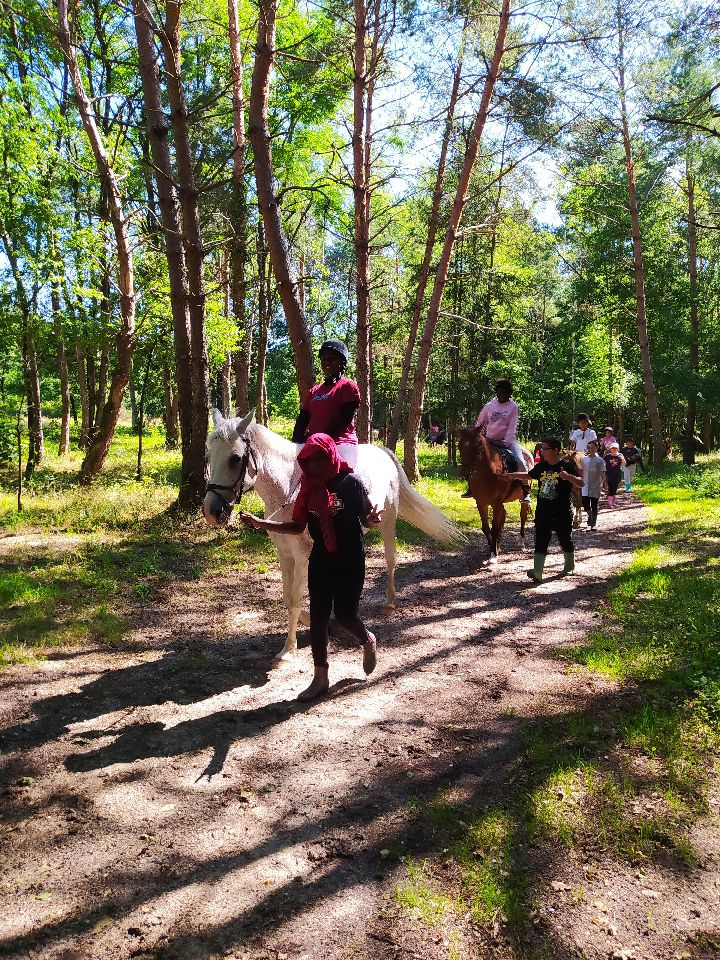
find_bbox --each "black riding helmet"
[318,339,349,366]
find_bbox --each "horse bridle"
[206,436,257,510]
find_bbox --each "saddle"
[486,439,518,473]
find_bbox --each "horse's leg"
[478,503,495,565]
[494,504,507,558]
[380,506,398,611]
[487,502,504,564]
[519,499,530,545]
[573,493,582,529]
[272,543,302,663]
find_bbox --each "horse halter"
[206,436,257,511]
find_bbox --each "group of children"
[568,414,643,529]
[471,385,644,584]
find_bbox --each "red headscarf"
[292,434,352,553]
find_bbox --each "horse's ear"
[212,408,225,429]
[234,409,255,437]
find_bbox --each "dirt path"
[1,498,718,960]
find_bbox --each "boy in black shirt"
[240,434,383,701]
[507,436,583,583]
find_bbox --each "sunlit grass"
[394,858,459,925]
[0,425,180,532]
[395,456,720,949]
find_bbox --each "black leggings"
[606,474,621,495]
[582,495,599,526]
[308,553,369,667]
[534,510,574,556]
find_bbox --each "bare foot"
[297,666,329,702]
[363,632,377,676]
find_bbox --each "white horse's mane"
[209,417,297,458]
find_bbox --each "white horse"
[203,410,463,662]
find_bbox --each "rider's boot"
[526,552,545,583]
[561,551,575,576]
[461,485,473,498]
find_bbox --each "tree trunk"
[57,0,136,485]
[219,355,233,418]
[132,1,195,493]
[352,0,376,442]
[683,152,699,465]
[387,47,464,451]
[136,345,155,481]
[128,378,139,432]
[22,332,44,479]
[94,263,111,428]
[159,0,211,505]
[235,312,254,417]
[50,274,71,455]
[227,0,252,417]
[75,340,91,448]
[617,22,664,468]
[86,353,96,437]
[219,253,233,418]
[163,365,180,448]
[255,220,270,426]
[403,0,510,482]
[248,0,314,398]
[96,341,109,429]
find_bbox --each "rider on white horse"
[239,434,383,701]
[292,339,360,468]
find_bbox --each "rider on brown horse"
[458,425,533,563]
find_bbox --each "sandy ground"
[1,495,719,960]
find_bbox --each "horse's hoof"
[381,603,396,615]
[483,555,498,566]
[272,649,295,666]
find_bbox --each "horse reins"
[206,437,257,509]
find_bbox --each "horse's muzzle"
[202,498,233,528]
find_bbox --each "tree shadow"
[2,495,716,959]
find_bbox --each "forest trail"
[1,496,718,960]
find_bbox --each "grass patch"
[394,858,458,925]
[395,456,720,952]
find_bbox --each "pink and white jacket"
[475,397,519,446]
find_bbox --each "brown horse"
[458,427,533,565]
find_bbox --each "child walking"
[603,442,625,508]
[240,434,382,701]
[620,436,642,491]
[506,436,583,583]
[581,439,606,530]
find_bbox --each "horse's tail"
[383,448,466,545]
